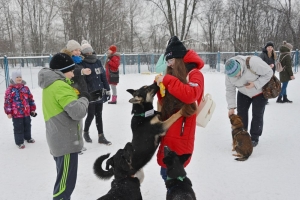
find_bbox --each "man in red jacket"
[155,36,205,181]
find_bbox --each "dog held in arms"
[229,114,253,161]
[93,142,142,200]
[163,146,196,200]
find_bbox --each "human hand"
[82,68,91,75]
[270,64,274,68]
[245,82,254,89]
[106,91,111,101]
[291,76,295,80]
[228,109,235,117]
[155,75,164,86]
[30,111,37,117]
[7,114,12,119]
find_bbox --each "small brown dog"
[229,114,253,161]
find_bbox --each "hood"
[183,50,204,70]
[83,54,98,63]
[279,46,290,53]
[38,68,66,89]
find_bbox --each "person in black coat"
[260,41,277,104]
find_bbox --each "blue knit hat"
[225,59,241,77]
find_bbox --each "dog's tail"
[93,153,114,180]
[235,156,250,161]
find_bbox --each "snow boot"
[98,134,112,145]
[276,95,283,103]
[18,144,25,149]
[108,95,117,104]
[83,131,92,143]
[282,95,292,103]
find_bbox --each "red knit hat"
[109,45,117,53]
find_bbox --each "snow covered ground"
[0,65,299,200]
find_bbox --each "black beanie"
[265,41,274,49]
[50,53,75,73]
[164,36,187,61]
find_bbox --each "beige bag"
[196,93,216,128]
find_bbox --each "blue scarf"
[72,56,82,64]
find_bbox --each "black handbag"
[109,69,119,83]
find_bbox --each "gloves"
[79,91,91,101]
[90,90,102,102]
[30,111,37,117]
[106,91,111,101]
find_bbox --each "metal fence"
[1,51,299,89]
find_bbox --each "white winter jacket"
[225,55,273,109]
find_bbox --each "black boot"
[98,134,112,145]
[276,95,283,103]
[83,131,92,143]
[282,95,293,103]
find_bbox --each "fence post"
[295,49,299,73]
[217,51,220,72]
[122,53,126,74]
[4,56,9,88]
[138,54,141,73]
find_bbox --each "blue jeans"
[160,167,167,182]
[279,82,288,96]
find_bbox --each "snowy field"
[0,65,299,200]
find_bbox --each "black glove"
[30,111,37,117]
[79,91,91,101]
[90,90,102,102]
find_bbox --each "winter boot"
[83,131,92,143]
[108,95,117,104]
[282,95,293,103]
[98,133,112,145]
[276,95,283,103]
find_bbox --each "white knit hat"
[66,40,81,52]
[11,71,22,83]
[81,40,93,54]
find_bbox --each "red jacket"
[105,53,120,85]
[156,50,204,168]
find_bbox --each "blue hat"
[225,59,241,77]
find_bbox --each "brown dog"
[229,114,253,161]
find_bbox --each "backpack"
[276,54,288,72]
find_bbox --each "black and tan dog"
[229,114,253,161]
[126,82,182,175]
[163,146,196,200]
[93,142,142,200]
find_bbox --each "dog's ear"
[106,157,114,170]
[126,89,135,96]
[179,154,191,164]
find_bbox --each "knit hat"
[264,41,274,49]
[50,53,75,73]
[66,40,81,52]
[81,40,93,54]
[109,45,117,54]
[225,59,241,77]
[282,41,293,50]
[11,71,22,83]
[164,36,187,61]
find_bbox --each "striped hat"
[225,59,241,77]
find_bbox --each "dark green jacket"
[279,46,293,82]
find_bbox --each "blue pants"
[53,153,78,200]
[160,167,167,182]
[237,92,267,142]
[279,82,288,96]
[12,116,31,145]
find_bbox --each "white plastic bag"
[196,93,216,128]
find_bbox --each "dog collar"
[134,109,155,117]
[167,176,186,181]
